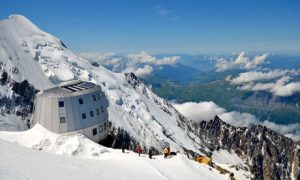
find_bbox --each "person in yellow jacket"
[229,173,236,180]
[163,148,169,159]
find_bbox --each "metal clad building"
[32,80,109,142]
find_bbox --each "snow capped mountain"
[1,15,299,180]
[0,14,204,154]
[0,15,56,88]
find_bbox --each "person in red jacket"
[137,146,142,157]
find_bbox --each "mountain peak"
[0,14,42,35]
[3,14,31,25]
[0,14,64,89]
[7,14,27,20]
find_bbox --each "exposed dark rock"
[1,71,8,85]
[100,126,160,155]
[12,80,38,105]
[91,62,99,67]
[60,40,67,48]
[0,72,38,125]
[196,116,299,180]
[124,72,140,88]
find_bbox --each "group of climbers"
[123,141,171,160]
[134,145,153,159]
[124,141,236,179]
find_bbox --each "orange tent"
[195,156,212,165]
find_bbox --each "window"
[59,101,64,107]
[97,93,100,100]
[101,107,104,113]
[79,98,83,105]
[82,113,86,119]
[99,125,103,133]
[60,117,66,123]
[92,128,97,136]
[96,109,100,115]
[90,111,94,117]
[92,94,96,101]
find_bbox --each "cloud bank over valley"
[174,101,300,141]
[80,51,180,77]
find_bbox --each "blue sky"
[1,0,300,54]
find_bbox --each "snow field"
[0,124,227,180]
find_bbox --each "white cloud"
[173,101,225,121]
[125,65,153,77]
[261,121,300,140]
[174,101,300,141]
[272,82,300,96]
[79,51,180,77]
[79,52,115,60]
[126,51,179,65]
[154,4,173,17]
[153,4,178,21]
[216,52,268,71]
[238,76,300,96]
[227,69,300,97]
[219,112,258,127]
[285,132,300,141]
[229,69,297,84]
[220,111,300,141]
[79,52,121,66]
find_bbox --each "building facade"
[32,80,109,142]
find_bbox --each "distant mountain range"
[141,56,300,125]
[177,54,300,72]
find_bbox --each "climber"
[163,147,169,159]
[121,142,125,153]
[148,149,153,159]
[137,145,142,156]
[229,173,236,180]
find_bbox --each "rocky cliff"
[194,116,300,180]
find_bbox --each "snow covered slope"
[0,15,54,89]
[0,14,205,153]
[212,149,253,179]
[0,125,226,180]
[0,124,109,157]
